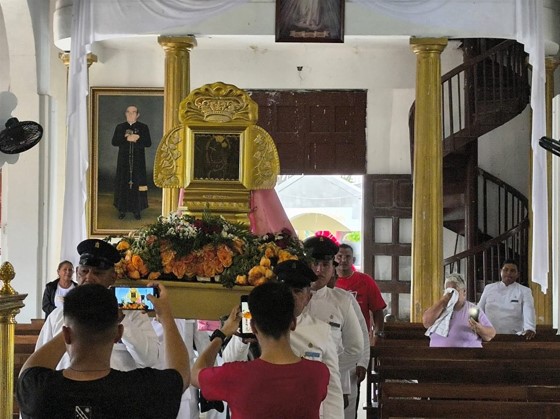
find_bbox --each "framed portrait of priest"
[275,0,344,43]
[89,87,164,236]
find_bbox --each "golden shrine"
[117,82,283,319]
[153,81,280,223]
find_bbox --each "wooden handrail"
[443,165,529,297]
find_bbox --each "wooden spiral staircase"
[410,39,531,302]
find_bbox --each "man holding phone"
[17,282,189,418]
[223,260,344,418]
[35,239,160,371]
[192,282,330,418]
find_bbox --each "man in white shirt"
[36,239,160,370]
[478,259,536,339]
[303,236,367,411]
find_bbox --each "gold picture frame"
[89,87,164,236]
[275,0,345,43]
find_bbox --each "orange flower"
[116,240,130,251]
[217,244,233,267]
[259,256,271,268]
[147,272,161,281]
[235,275,248,285]
[264,245,277,259]
[172,258,189,279]
[278,249,297,263]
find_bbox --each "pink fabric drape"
[249,189,295,236]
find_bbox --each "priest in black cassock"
[112,105,151,220]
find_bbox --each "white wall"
[91,37,463,176]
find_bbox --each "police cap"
[274,260,317,289]
[77,239,121,270]
[303,236,339,261]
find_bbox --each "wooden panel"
[249,90,366,175]
[364,175,413,320]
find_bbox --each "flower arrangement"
[113,213,306,288]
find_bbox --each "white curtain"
[62,0,549,292]
[61,0,247,263]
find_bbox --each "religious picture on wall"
[193,133,241,181]
[90,87,164,236]
[275,0,344,43]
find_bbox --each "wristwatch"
[210,329,227,343]
[374,331,385,338]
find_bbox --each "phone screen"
[240,295,254,337]
[113,286,158,311]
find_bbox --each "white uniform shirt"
[306,286,365,393]
[36,306,160,371]
[222,311,344,419]
[478,281,536,334]
[54,283,76,309]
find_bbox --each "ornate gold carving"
[154,125,184,188]
[248,126,280,190]
[179,82,258,124]
[0,262,16,296]
[154,82,279,223]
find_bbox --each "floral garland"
[112,213,307,288]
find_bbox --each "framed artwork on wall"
[275,0,344,43]
[89,87,164,236]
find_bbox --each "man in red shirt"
[191,282,330,419]
[335,244,386,336]
[335,243,387,419]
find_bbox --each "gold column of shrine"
[530,57,559,324]
[410,38,448,322]
[157,36,197,216]
[0,263,25,419]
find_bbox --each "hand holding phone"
[113,285,159,311]
[468,306,480,322]
[239,295,255,339]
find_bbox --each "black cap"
[77,239,121,270]
[303,236,339,261]
[274,260,317,289]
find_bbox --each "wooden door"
[363,175,413,320]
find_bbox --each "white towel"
[425,288,459,337]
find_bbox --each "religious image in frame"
[193,132,241,181]
[89,87,164,236]
[275,0,344,43]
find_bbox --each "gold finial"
[0,262,17,295]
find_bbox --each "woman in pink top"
[423,273,496,347]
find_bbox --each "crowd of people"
[21,235,537,418]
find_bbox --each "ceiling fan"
[0,117,43,154]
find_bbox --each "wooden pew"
[365,322,560,418]
[381,383,560,418]
[13,319,44,419]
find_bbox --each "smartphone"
[239,295,255,338]
[112,285,158,311]
[468,306,480,322]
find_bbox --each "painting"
[89,87,164,236]
[275,0,344,43]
